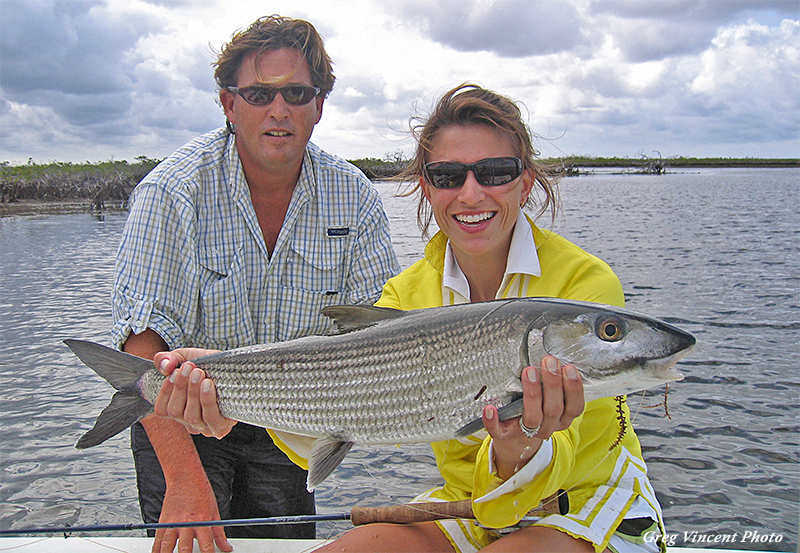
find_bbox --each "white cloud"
[0,0,797,164]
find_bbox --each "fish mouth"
[643,343,695,383]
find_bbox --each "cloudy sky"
[1,0,798,165]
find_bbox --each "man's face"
[220,48,323,180]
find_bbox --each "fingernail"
[169,370,178,383]
[566,366,579,380]
[202,380,212,393]
[159,359,170,373]
[180,364,192,378]
[545,357,559,374]
[190,369,202,384]
[484,406,494,420]
[526,367,538,383]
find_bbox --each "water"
[0,168,798,550]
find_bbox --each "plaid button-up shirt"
[111,127,399,351]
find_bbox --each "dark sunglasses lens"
[425,158,521,188]
[282,85,316,105]
[474,158,521,185]
[426,164,466,188]
[241,87,277,105]
[237,86,317,106]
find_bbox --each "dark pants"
[131,421,315,539]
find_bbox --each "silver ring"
[519,418,540,438]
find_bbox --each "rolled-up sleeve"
[111,182,197,350]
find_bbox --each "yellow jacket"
[269,216,665,551]
[374,219,664,552]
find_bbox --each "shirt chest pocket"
[280,235,349,294]
[276,235,351,340]
[196,245,254,348]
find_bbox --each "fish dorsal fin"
[321,305,408,334]
[307,437,355,490]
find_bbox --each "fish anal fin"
[321,305,407,334]
[307,437,354,490]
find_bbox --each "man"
[111,15,399,553]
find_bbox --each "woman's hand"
[152,348,238,439]
[483,355,584,480]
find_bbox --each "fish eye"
[596,316,625,342]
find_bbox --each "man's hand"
[153,349,237,439]
[150,456,232,553]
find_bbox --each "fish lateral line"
[64,298,697,489]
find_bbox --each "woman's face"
[422,124,534,266]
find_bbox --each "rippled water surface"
[1,168,798,550]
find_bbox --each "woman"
[155,84,666,553]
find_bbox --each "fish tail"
[64,339,154,449]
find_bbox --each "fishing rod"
[0,493,567,537]
[0,513,350,537]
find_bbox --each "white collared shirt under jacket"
[111,127,399,351]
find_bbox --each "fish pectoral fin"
[321,305,408,334]
[454,417,485,438]
[307,437,354,491]
[454,395,524,438]
[496,395,524,421]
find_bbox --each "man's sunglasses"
[423,157,524,189]
[226,84,321,106]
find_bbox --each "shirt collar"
[442,211,541,304]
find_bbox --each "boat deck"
[0,537,767,553]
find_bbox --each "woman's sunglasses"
[423,157,523,189]
[226,84,321,106]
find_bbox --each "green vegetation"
[349,150,409,180]
[350,155,798,179]
[553,155,799,171]
[1,154,796,214]
[0,157,160,210]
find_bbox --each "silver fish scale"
[194,302,533,444]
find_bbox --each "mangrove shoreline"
[1,156,797,216]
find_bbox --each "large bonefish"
[66,298,695,490]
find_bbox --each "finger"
[153,377,176,418]
[536,356,565,439]
[176,528,197,553]
[561,364,585,428]
[200,379,234,438]
[154,351,183,377]
[213,525,233,552]
[482,404,502,440]
[519,366,544,436]
[154,527,178,553]
[150,528,162,553]
[182,368,205,428]
[165,363,193,421]
[190,527,220,553]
